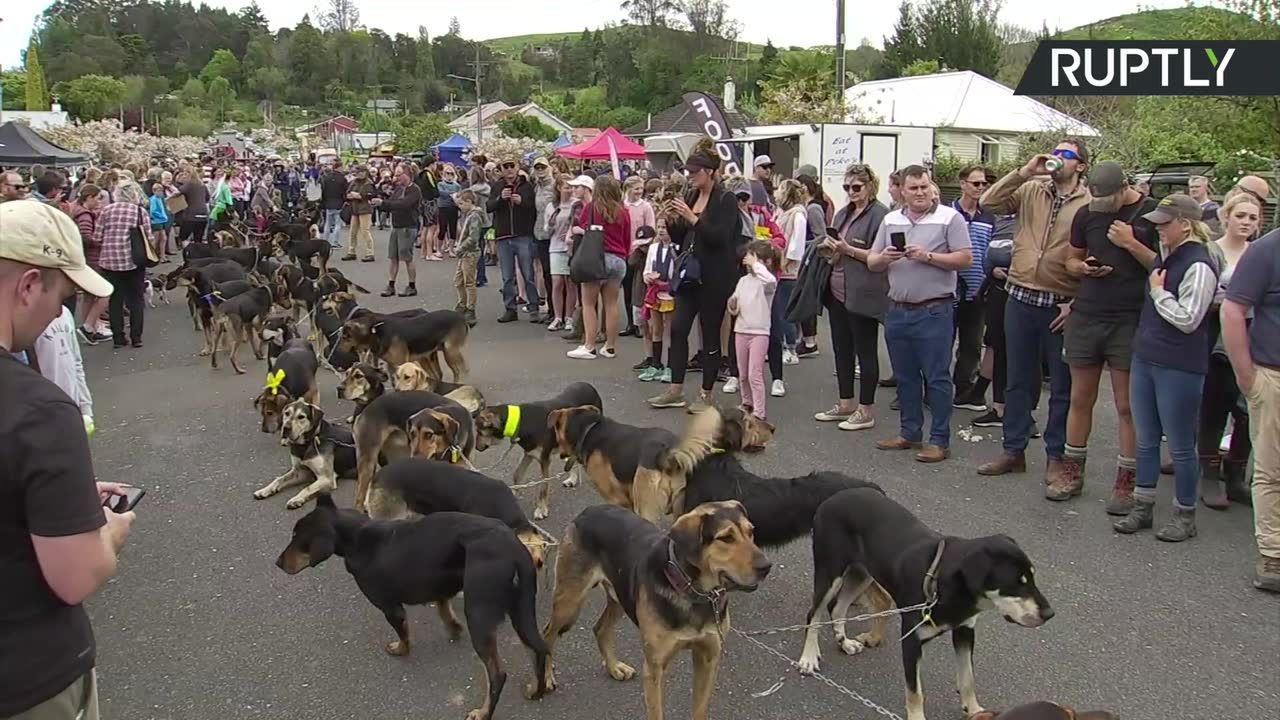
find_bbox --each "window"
[978,135,1001,165]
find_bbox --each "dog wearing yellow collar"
[472,382,604,520]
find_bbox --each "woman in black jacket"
[648,140,741,411]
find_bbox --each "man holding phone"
[487,158,540,323]
[866,166,973,463]
[1,201,135,720]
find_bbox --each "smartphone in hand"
[890,231,907,251]
[104,486,145,514]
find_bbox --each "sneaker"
[528,313,543,323]
[398,285,417,297]
[547,318,564,331]
[721,377,740,394]
[341,254,357,261]
[361,256,376,262]
[716,366,731,382]
[655,367,672,383]
[796,342,819,358]
[1030,420,1042,439]
[782,349,799,365]
[637,366,661,382]
[77,327,100,346]
[563,320,576,334]
[567,346,596,360]
[953,390,987,412]
[838,408,875,431]
[648,388,688,409]
[634,357,655,371]
[771,379,786,397]
[971,409,1003,427]
[598,347,616,359]
[688,353,704,372]
[814,406,854,422]
[1255,555,1280,593]
[380,285,396,297]
[497,311,518,323]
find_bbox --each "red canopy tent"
[556,127,647,160]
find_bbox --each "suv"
[1130,162,1216,200]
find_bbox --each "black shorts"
[983,283,1008,348]
[1063,312,1138,370]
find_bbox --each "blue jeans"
[1002,296,1071,458]
[1130,357,1204,509]
[323,209,343,247]
[497,235,539,312]
[885,302,954,447]
[476,232,488,285]
[767,278,797,380]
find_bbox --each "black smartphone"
[104,486,145,514]
[890,231,907,251]
[825,226,841,239]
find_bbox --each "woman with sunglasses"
[813,164,890,431]
[647,139,741,410]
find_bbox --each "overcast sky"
[2,0,1189,70]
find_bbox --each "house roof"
[449,101,512,129]
[624,94,755,136]
[845,71,1097,136]
[296,115,359,133]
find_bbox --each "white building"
[845,71,1097,165]
[448,101,573,141]
[0,105,71,131]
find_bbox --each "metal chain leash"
[736,600,935,637]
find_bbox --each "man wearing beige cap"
[0,200,133,720]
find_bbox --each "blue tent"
[552,132,574,149]
[433,133,472,166]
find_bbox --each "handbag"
[340,203,353,225]
[670,238,701,295]
[129,206,160,269]
[569,207,609,284]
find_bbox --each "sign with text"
[1014,40,1280,96]
[682,92,743,176]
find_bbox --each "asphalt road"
[84,229,1278,720]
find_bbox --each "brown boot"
[876,437,922,451]
[915,444,950,463]
[1045,456,1084,501]
[1105,465,1137,516]
[1199,458,1229,510]
[977,451,1026,476]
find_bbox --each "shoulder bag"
[569,207,609,284]
[129,205,160,269]
[669,194,704,294]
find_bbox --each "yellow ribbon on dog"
[265,369,287,395]
[502,405,521,438]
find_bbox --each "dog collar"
[663,540,728,616]
[920,539,947,627]
[502,405,521,438]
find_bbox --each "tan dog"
[969,703,1118,720]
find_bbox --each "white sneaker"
[771,379,786,397]
[782,349,799,365]
[838,409,876,431]
[547,318,564,331]
[599,347,616,359]
[721,377,740,394]
[564,320,576,333]
[567,346,596,360]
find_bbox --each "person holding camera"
[1,201,135,720]
[488,158,541,323]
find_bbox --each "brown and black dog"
[339,308,469,382]
[336,362,387,421]
[209,276,276,374]
[969,703,1116,720]
[548,405,774,524]
[392,361,485,411]
[540,501,771,720]
[253,339,319,433]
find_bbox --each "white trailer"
[725,123,935,208]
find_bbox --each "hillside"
[1053,5,1253,40]
[483,26,768,61]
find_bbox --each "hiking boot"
[398,285,417,297]
[1045,457,1084,501]
[647,388,687,409]
[380,284,396,297]
[1155,506,1197,543]
[464,309,477,327]
[1199,459,1230,511]
[341,254,357,261]
[915,444,950,463]
[497,310,518,323]
[1112,496,1155,534]
[1255,555,1280,593]
[1105,466,1137,516]
[977,451,1026,476]
[876,437,922,451]
[1224,460,1252,506]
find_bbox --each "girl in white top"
[543,174,579,331]
[729,240,780,420]
[772,179,809,375]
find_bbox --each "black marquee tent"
[0,121,89,168]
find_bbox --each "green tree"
[288,18,327,103]
[2,71,27,110]
[207,76,235,121]
[767,50,833,92]
[389,113,450,152]
[916,0,1003,77]
[239,1,269,32]
[242,33,275,75]
[319,0,361,32]
[56,74,126,119]
[496,113,559,141]
[200,49,242,88]
[880,2,925,77]
[620,0,680,27]
[902,58,940,76]
[25,42,49,110]
[180,77,206,104]
[249,66,288,100]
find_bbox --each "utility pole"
[834,0,847,96]
[448,45,494,144]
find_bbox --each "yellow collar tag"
[450,446,461,463]
[265,369,286,395]
[502,405,521,438]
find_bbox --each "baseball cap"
[636,225,656,240]
[0,201,113,297]
[532,157,550,169]
[753,155,774,169]
[1088,161,1128,197]
[1142,193,1202,224]
[567,175,594,189]
[723,175,751,199]
[795,164,818,179]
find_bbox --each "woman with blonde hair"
[767,178,809,395]
[544,173,579,331]
[1114,194,1220,542]
[567,175,631,360]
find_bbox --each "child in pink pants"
[729,240,779,419]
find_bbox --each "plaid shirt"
[94,202,151,272]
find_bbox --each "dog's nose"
[754,557,773,579]
[1040,605,1055,622]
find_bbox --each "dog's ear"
[369,366,387,385]
[432,410,460,446]
[668,508,710,566]
[717,410,745,451]
[959,548,992,598]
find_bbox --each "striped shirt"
[951,200,994,301]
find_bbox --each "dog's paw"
[561,472,579,488]
[853,631,882,649]
[464,708,490,720]
[285,494,309,510]
[797,651,821,675]
[837,636,866,656]
[199,348,211,356]
[533,505,550,521]
[605,661,636,682]
[962,702,986,717]
[384,640,410,657]
[253,484,279,500]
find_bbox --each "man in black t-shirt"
[1056,162,1160,511]
[0,201,134,720]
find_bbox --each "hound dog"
[970,703,1117,720]
[318,292,425,369]
[799,488,1055,720]
[170,266,250,352]
[209,279,276,374]
[473,382,604,521]
[254,399,356,509]
[275,496,551,720]
[271,226,330,277]
[369,458,554,571]
[339,308,469,382]
[336,363,387,420]
[540,502,771,720]
[253,338,319,434]
[393,361,485,414]
[260,314,300,367]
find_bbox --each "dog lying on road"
[473,381,604,520]
[969,703,1116,720]
[254,400,356,509]
[275,495,551,720]
[253,339,319,434]
[540,501,771,720]
[799,487,1054,720]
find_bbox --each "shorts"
[604,253,627,282]
[150,223,168,233]
[549,250,570,276]
[8,670,98,720]
[388,228,416,261]
[1063,312,1137,370]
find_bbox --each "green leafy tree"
[200,49,242,88]
[288,18,327,103]
[56,74,126,119]
[880,2,925,78]
[902,58,940,76]
[180,77,206,104]
[207,76,235,121]
[25,42,49,110]
[319,0,361,33]
[496,113,560,141]
[239,2,269,32]
[389,113,450,153]
[242,34,275,75]
[249,66,288,101]
[2,71,27,110]
[620,0,679,27]
[916,0,1003,77]
[767,50,833,93]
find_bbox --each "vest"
[1134,241,1216,375]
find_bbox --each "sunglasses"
[843,183,865,192]
[1052,148,1081,161]
[966,180,989,187]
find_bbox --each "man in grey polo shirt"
[867,165,973,462]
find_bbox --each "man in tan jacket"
[975,139,1091,486]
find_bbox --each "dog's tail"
[509,555,549,657]
[308,224,319,239]
[661,405,722,476]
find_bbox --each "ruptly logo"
[1015,41,1280,96]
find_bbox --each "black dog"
[275,496,551,720]
[260,314,300,366]
[255,399,356,509]
[272,225,331,278]
[473,382,604,520]
[371,458,554,571]
[799,487,1054,720]
[253,338,319,434]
